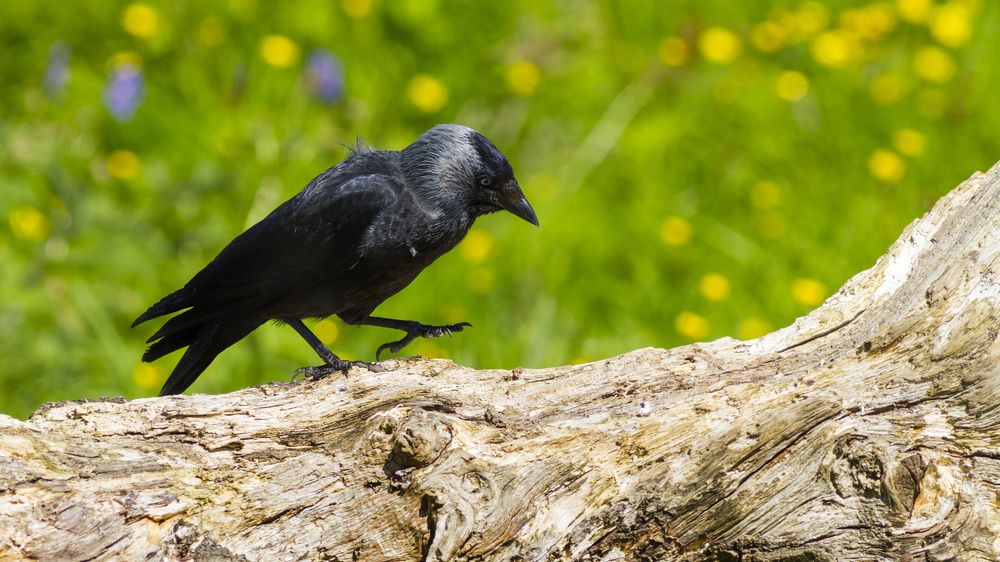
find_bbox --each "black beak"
[499,180,539,226]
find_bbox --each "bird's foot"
[375,322,472,361]
[292,359,384,382]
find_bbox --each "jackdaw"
[133,124,538,395]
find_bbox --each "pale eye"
[478,176,493,188]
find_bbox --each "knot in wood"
[830,435,885,499]
[391,409,452,469]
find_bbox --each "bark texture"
[3,163,1000,562]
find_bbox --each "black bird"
[133,124,538,396]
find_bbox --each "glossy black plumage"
[133,125,537,395]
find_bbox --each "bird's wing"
[134,172,400,327]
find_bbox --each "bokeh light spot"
[776,71,809,102]
[260,34,300,68]
[459,229,495,262]
[506,60,541,97]
[9,206,51,242]
[407,74,448,113]
[739,317,772,340]
[698,27,742,64]
[869,149,906,183]
[659,216,692,247]
[122,3,159,39]
[699,273,731,301]
[107,150,142,180]
[893,129,926,157]
[792,278,827,307]
[675,311,710,339]
[657,37,690,67]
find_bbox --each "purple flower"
[103,63,145,121]
[304,49,344,104]
[44,41,70,96]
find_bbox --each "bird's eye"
[478,175,493,188]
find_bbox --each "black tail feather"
[159,323,221,396]
[142,326,199,362]
[133,288,192,328]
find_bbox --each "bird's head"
[401,124,539,226]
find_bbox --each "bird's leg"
[287,319,381,380]
[353,316,473,360]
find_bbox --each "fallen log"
[2,162,999,561]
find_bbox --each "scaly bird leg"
[287,319,381,380]
[354,316,472,360]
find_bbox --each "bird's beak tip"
[502,180,539,227]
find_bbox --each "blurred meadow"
[1,0,998,417]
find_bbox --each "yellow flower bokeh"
[675,311,710,339]
[738,317,772,340]
[869,149,906,183]
[9,205,51,242]
[896,0,932,23]
[929,3,972,48]
[314,319,339,343]
[459,229,495,262]
[122,3,159,39]
[659,216,692,247]
[260,34,300,68]
[107,150,141,180]
[792,278,827,307]
[657,37,690,67]
[811,31,858,68]
[407,75,448,113]
[698,27,742,65]
[794,2,830,38]
[341,0,373,18]
[776,71,809,102]
[506,60,541,97]
[750,181,781,210]
[133,363,166,390]
[699,273,731,301]
[914,47,956,83]
[893,129,926,156]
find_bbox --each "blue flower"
[104,63,145,121]
[305,49,344,104]
[44,42,70,96]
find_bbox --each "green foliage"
[1,0,997,418]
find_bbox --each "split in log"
[2,163,1000,561]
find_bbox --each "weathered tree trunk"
[3,163,1000,562]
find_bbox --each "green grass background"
[1,0,998,418]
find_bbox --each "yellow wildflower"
[699,273,731,302]
[9,205,51,241]
[794,2,830,38]
[914,47,956,83]
[869,149,906,183]
[698,27,742,64]
[893,129,926,156]
[341,0,372,18]
[792,278,827,307]
[107,150,141,180]
[659,216,692,247]
[122,3,159,39]
[407,75,448,113]
[776,71,809,102]
[314,319,339,343]
[896,0,932,23]
[506,60,541,97]
[459,229,495,262]
[739,318,772,340]
[930,3,972,48]
[260,34,300,68]
[811,31,857,68]
[657,37,690,67]
[133,363,166,390]
[675,311,710,340]
[750,181,781,210]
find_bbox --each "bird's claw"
[291,359,383,382]
[375,321,472,360]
